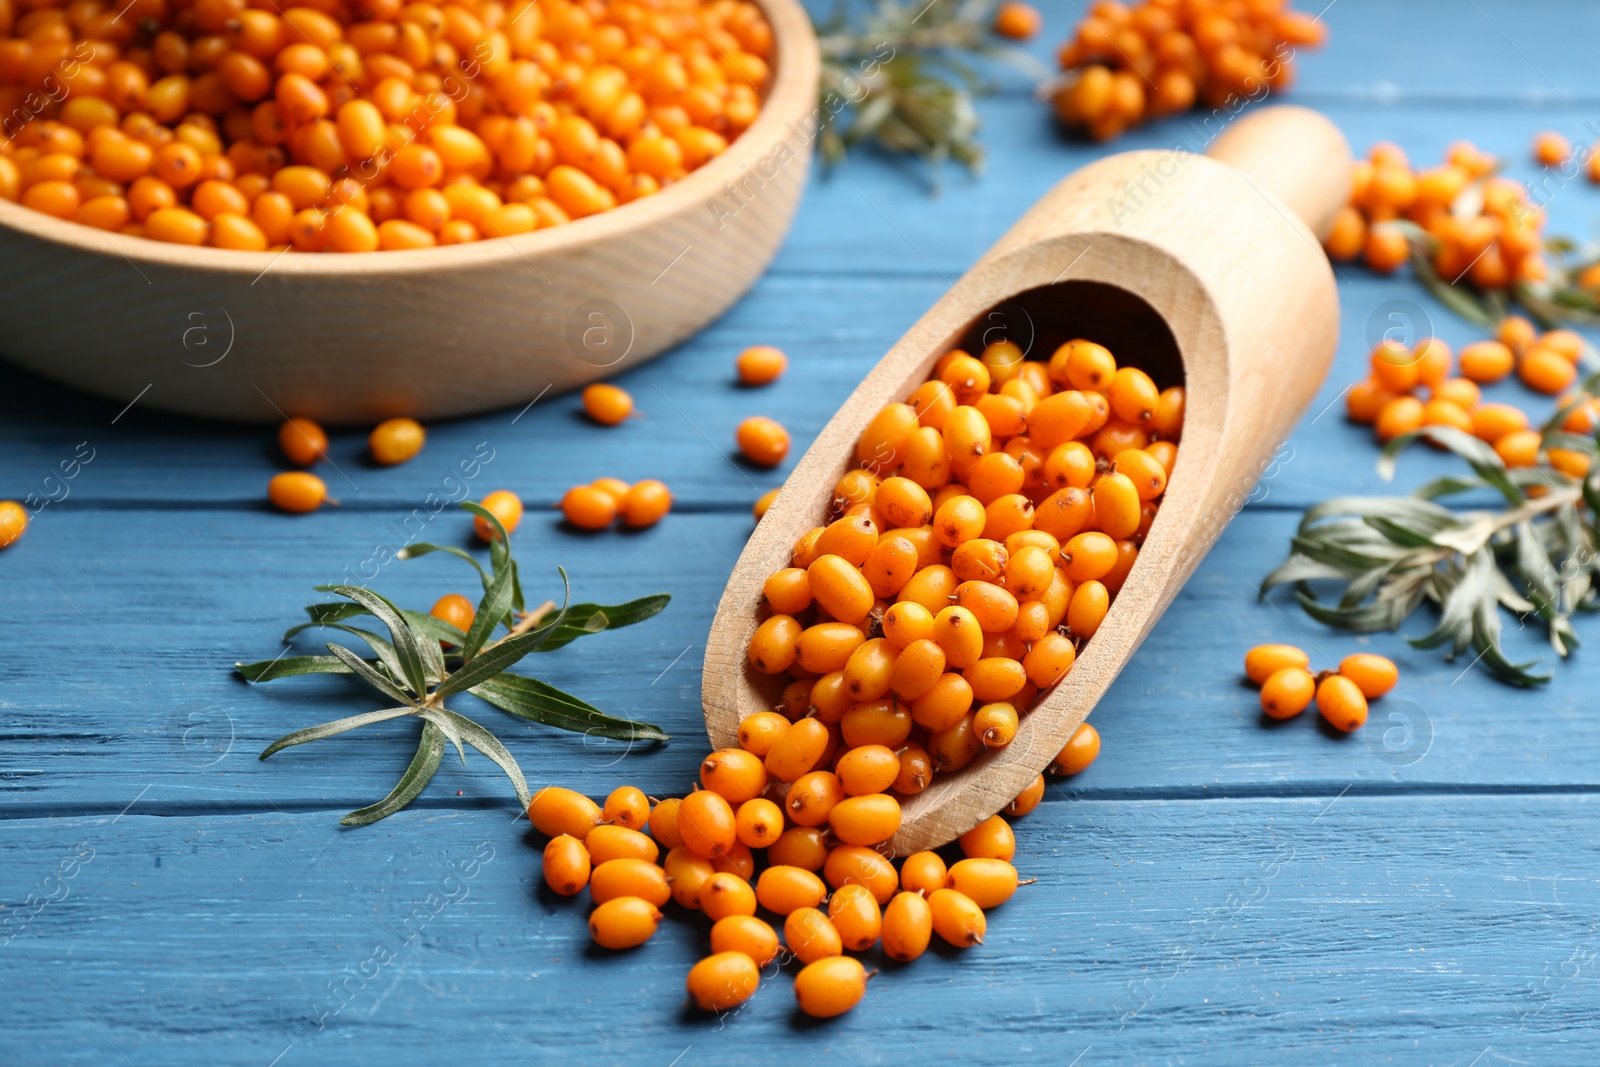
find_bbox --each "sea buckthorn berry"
[648,798,684,850]
[368,417,424,466]
[589,859,671,908]
[737,711,789,758]
[664,847,716,909]
[700,872,758,921]
[267,471,327,513]
[1066,579,1109,637]
[430,593,475,635]
[737,416,790,467]
[816,846,894,905]
[827,882,883,951]
[898,851,950,899]
[527,787,601,839]
[1244,644,1310,685]
[736,345,787,385]
[589,896,662,949]
[1114,448,1168,500]
[753,487,780,520]
[730,798,783,850]
[1533,131,1571,166]
[1470,403,1529,444]
[714,843,758,881]
[954,581,1020,633]
[808,556,875,625]
[928,887,986,947]
[748,614,801,674]
[701,748,769,804]
[965,658,1027,703]
[784,907,843,964]
[678,789,738,859]
[1052,722,1101,775]
[1003,544,1054,600]
[619,479,672,528]
[959,814,1016,861]
[1375,396,1425,443]
[473,490,523,541]
[602,786,650,831]
[1495,430,1542,469]
[912,672,976,733]
[882,601,936,649]
[975,701,1019,748]
[755,865,827,915]
[1370,342,1419,393]
[686,952,760,1012]
[808,673,851,723]
[947,858,1020,909]
[1459,341,1515,383]
[1023,632,1077,687]
[711,915,780,967]
[1317,673,1369,732]
[1150,386,1186,440]
[883,890,935,962]
[1091,471,1142,540]
[1339,653,1398,698]
[1520,346,1578,395]
[1347,378,1397,424]
[796,621,867,674]
[277,417,327,466]
[765,717,831,782]
[584,824,660,865]
[787,770,847,827]
[816,514,879,567]
[1051,339,1116,392]
[1006,774,1047,817]
[762,568,813,616]
[827,793,902,846]
[863,535,919,599]
[835,744,901,796]
[932,605,985,670]
[1260,666,1315,719]
[769,827,830,871]
[1109,366,1159,422]
[542,834,590,896]
[794,955,869,1019]
[894,741,934,795]
[581,383,633,425]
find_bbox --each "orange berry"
[582,383,634,425]
[369,417,425,465]
[1339,653,1398,698]
[1459,341,1515,384]
[685,953,758,1011]
[560,485,618,530]
[430,593,475,634]
[1316,674,1369,732]
[736,416,790,467]
[1533,131,1572,167]
[1260,666,1315,719]
[1052,722,1100,775]
[1244,643,1310,685]
[267,471,327,513]
[620,480,672,527]
[474,490,524,541]
[277,417,327,467]
[735,345,787,385]
[993,0,1041,40]
[0,501,30,549]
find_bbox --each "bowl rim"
[0,0,820,279]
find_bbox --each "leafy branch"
[814,0,1046,182]
[1264,414,1600,686]
[238,502,670,825]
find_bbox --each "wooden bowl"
[0,0,819,424]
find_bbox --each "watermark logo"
[182,308,236,368]
[566,300,633,368]
[1364,299,1433,353]
[169,702,235,768]
[1368,699,1433,768]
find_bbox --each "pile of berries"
[1346,320,1595,481]
[1245,645,1397,732]
[1050,0,1325,142]
[1325,141,1548,287]
[749,337,1178,794]
[0,0,772,250]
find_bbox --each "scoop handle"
[1203,105,1352,242]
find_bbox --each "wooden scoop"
[703,105,1352,853]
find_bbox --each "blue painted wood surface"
[5,1,1600,1062]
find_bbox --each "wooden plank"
[2,794,1596,1063]
[3,506,1594,817]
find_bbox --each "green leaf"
[324,586,429,696]
[340,721,447,826]
[1300,495,1459,531]
[533,594,672,651]
[284,621,405,681]
[395,541,489,585]
[461,560,514,662]
[301,601,369,628]
[236,654,353,682]
[1409,553,1489,654]
[461,500,511,573]
[259,707,416,760]
[325,643,415,706]
[1261,553,1351,592]
[1296,588,1419,633]
[418,707,532,809]
[471,673,669,742]
[1415,474,1487,499]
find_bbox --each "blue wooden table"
[6,2,1600,1062]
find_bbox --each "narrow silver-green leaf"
[461,561,514,662]
[325,643,415,706]
[237,655,353,682]
[326,586,429,697]
[471,673,669,742]
[284,621,405,680]
[259,707,415,760]
[395,541,489,585]
[532,594,672,652]
[340,722,446,826]
[419,707,532,809]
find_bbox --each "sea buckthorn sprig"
[1049,0,1325,143]
[1244,644,1397,732]
[238,500,670,823]
[0,0,773,250]
[748,335,1167,803]
[810,0,1046,178]
[532,756,1044,1017]
[1267,363,1600,684]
